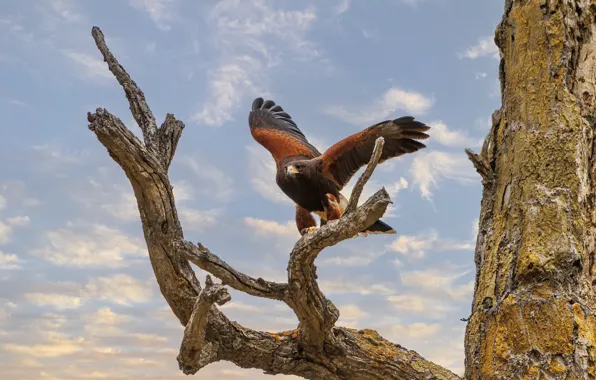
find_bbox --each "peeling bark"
[86,26,458,380]
[464,1,596,378]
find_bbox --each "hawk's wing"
[249,98,321,163]
[319,117,430,189]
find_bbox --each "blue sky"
[0,0,503,378]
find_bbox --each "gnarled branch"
[86,26,460,380]
[177,240,288,301]
[178,275,231,374]
[344,137,385,214]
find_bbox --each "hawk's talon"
[300,226,319,235]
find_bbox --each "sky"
[0,0,503,378]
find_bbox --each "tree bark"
[86,27,459,379]
[464,0,596,378]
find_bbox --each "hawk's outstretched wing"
[318,117,430,189]
[249,98,321,163]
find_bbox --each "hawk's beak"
[286,165,298,176]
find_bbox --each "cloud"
[429,121,483,148]
[48,0,83,23]
[400,268,474,301]
[391,322,440,339]
[246,145,293,204]
[24,293,82,310]
[100,190,139,221]
[0,222,12,244]
[192,56,265,127]
[0,251,19,269]
[178,208,219,231]
[180,156,234,201]
[319,253,377,267]
[243,217,299,240]
[388,229,474,259]
[128,0,177,31]
[337,304,368,328]
[387,294,452,318]
[332,0,351,15]
[3,334,85,358]
[475,72,487,80]
[6,216,29,227]
[410,151,478,200]
[193,0,319,127]
[458,36,499,60]
[61,51,114,84]
[325,87,434,126]
[219,301,262,313]
[320,279,394,295]
[85,307,132,326]
[84,274,153,305]
[33,224,147,268]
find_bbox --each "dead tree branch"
[177,240,288,301]
[86,26,460,380]
[345,137,385,214]
[178,275,231,374]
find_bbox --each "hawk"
[248,97,430,236]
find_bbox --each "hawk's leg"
[296,204,318,236]
[324,194,343,221]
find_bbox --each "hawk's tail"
[361,219,396,235]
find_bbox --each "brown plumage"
[248,97,430,236]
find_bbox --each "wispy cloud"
[179,156,234,201]
[243,217,299,246]
[48,0,83,23]
[0,250,20,269]
[391,322,440,339]
[24,293,82,310]
[246,145,293,205]
[84,274,153,305]
[325,87,434,125]
[410,151,478,200]
[193,0,319,127]
[400,268,474,301]
[320,279,394,295]
[429,121,483,148]
[332,0,351,15]
[388,294,453,318]
[458,36,499,60]
[388,229,474,259]
[128,0,177,31]
[61,51,114,84]
[32,224,147,268]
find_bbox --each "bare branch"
[159,113,184,169]
[87,26,460,380]
[465,148,493,184]
[91,26,158,151]
[178,275,231,374]
[345,137,385,214]
[285,189,392,353]
[177,240,288,301]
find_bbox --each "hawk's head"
[285,161,314,178]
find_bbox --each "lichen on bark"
[464,0,596,378]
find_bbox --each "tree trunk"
[464,0,596,378]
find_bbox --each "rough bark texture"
[464,0,596,378]
[86,26,459,380]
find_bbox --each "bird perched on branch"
[248,97,430,236]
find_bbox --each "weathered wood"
[464,1,596,378]
[87,26,459,379]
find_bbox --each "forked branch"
[178,275,231,374]
[86,26,460,380]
